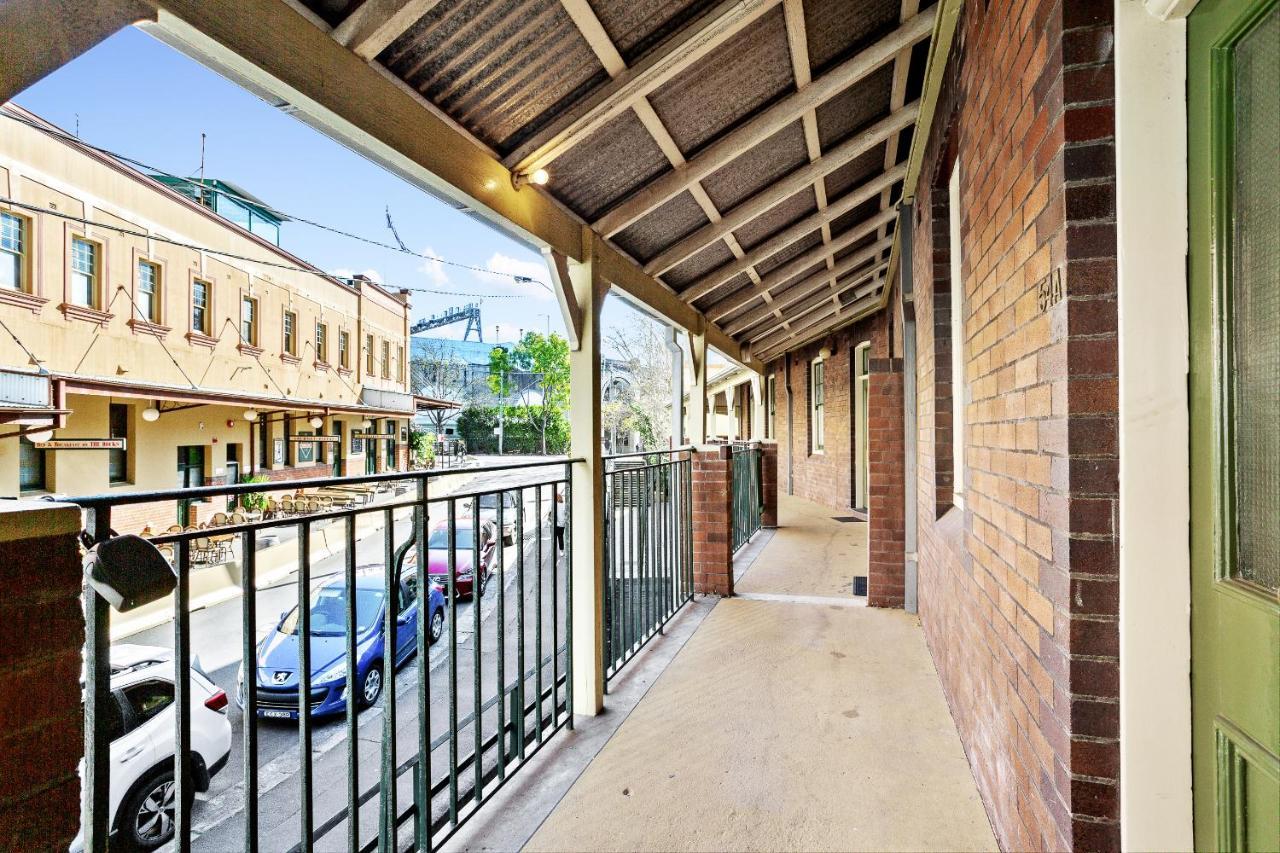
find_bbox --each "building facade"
[0,105,432,530]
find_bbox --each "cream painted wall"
[1115,2,1194,848]
[0,113,411,402]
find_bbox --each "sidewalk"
[526,495,996,852]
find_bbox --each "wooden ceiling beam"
[755,291,880,360]
[681,162,905,303]
[706,207,895,320]
[642,102,917,277]
[718,240,889,334]
[332,0,443,61]
[593,7,933,237]
[558,0,770,306]
[739,267,884,340]
[142,0,760,370]
[503,0,780,173]
[720,238,891,332]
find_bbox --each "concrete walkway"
[526,495,996,852]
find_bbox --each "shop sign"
[33,438,125,450]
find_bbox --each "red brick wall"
[867,360,904,608]
[691,444,732,596]
[0,509,84,849]
[768,315,881,511]
[759,440,778,529]
[908,0,1119,849]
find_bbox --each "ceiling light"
[142,406,161,422]
[26,427,53,443]
[512,167,549,189]
[360,419,372,430]
[243,409,259,421]
[309,415,324,429]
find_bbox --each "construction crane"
[409,303,483,341]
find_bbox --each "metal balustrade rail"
[72,459,578,853]
[601,448,695,684]
[731,444,763,552]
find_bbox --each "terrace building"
[0,105,449,529]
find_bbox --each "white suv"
[73,644,232,851]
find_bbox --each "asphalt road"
[118,465,570,852]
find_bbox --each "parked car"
[72,644,232,852]
[459,491,521,546]
[415,517,496,598]
[237,566,446,720]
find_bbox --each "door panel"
[1188,1,1280,849]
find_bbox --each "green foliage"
[408,427,434,464]
[456,404,569,455]
[487,331,571,453]
[238,474,269,513]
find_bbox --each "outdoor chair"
[280,496,296,516]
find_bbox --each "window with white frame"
[810,357,825,453]
[315,321,328,363]
[191,279,210,334]
[137,260,160,322]
[1,212,29,292]
[71,237,99,307]
[949,160,965,508]
[241,295,258,345]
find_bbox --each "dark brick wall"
[867,359,905,607]
[769,315,882,512]
[691,444,733,596]
[759,440,778,529]
[0,508,84,850]
[908,0,1120,849]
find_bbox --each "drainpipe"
[666,327,683,445]
[898,201,919,614]
[784,352,794,495]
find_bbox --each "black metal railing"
[731,443,763,552]
[73,459,578,853]
[602,448,694,683]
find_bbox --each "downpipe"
[898,201,919,614]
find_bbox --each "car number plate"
[262,709,293,719]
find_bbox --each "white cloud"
[418,246,449,286]
[471,252,553,302]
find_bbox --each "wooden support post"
[567,227,606,715]
[687,326,708,445]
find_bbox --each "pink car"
[422,518,496,598]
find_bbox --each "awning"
[53,373,420,418]
[415,394,460,411]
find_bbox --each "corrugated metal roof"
[304,0,935,357]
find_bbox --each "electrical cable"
[1,111,553,292]
[0,196,531,301]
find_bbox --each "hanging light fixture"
[309,415,323,429]
[360,419,372,430]
[25,427,53,443]
[511,167,549,189]
[141,405,161,422]
[243,409,259,421]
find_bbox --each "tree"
[604,318,674,449]
[489,332,570,454]
[411,339,475,435]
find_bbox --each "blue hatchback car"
[238,566,446,719]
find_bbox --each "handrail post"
[565,226,605,716]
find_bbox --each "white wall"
[1115,2,1194,848]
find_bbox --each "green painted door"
[1188,1,1280,849]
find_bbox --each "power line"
[1,111,553,292]
[0,196,531,301]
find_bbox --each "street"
[119,464,570,852]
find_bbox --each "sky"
[11,26,657,349]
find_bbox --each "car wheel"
[429,609,445,644]
[359,665,383,707]
[118,767,192,851]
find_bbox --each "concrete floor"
[526,495,996,852]
[735,497,868,599]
